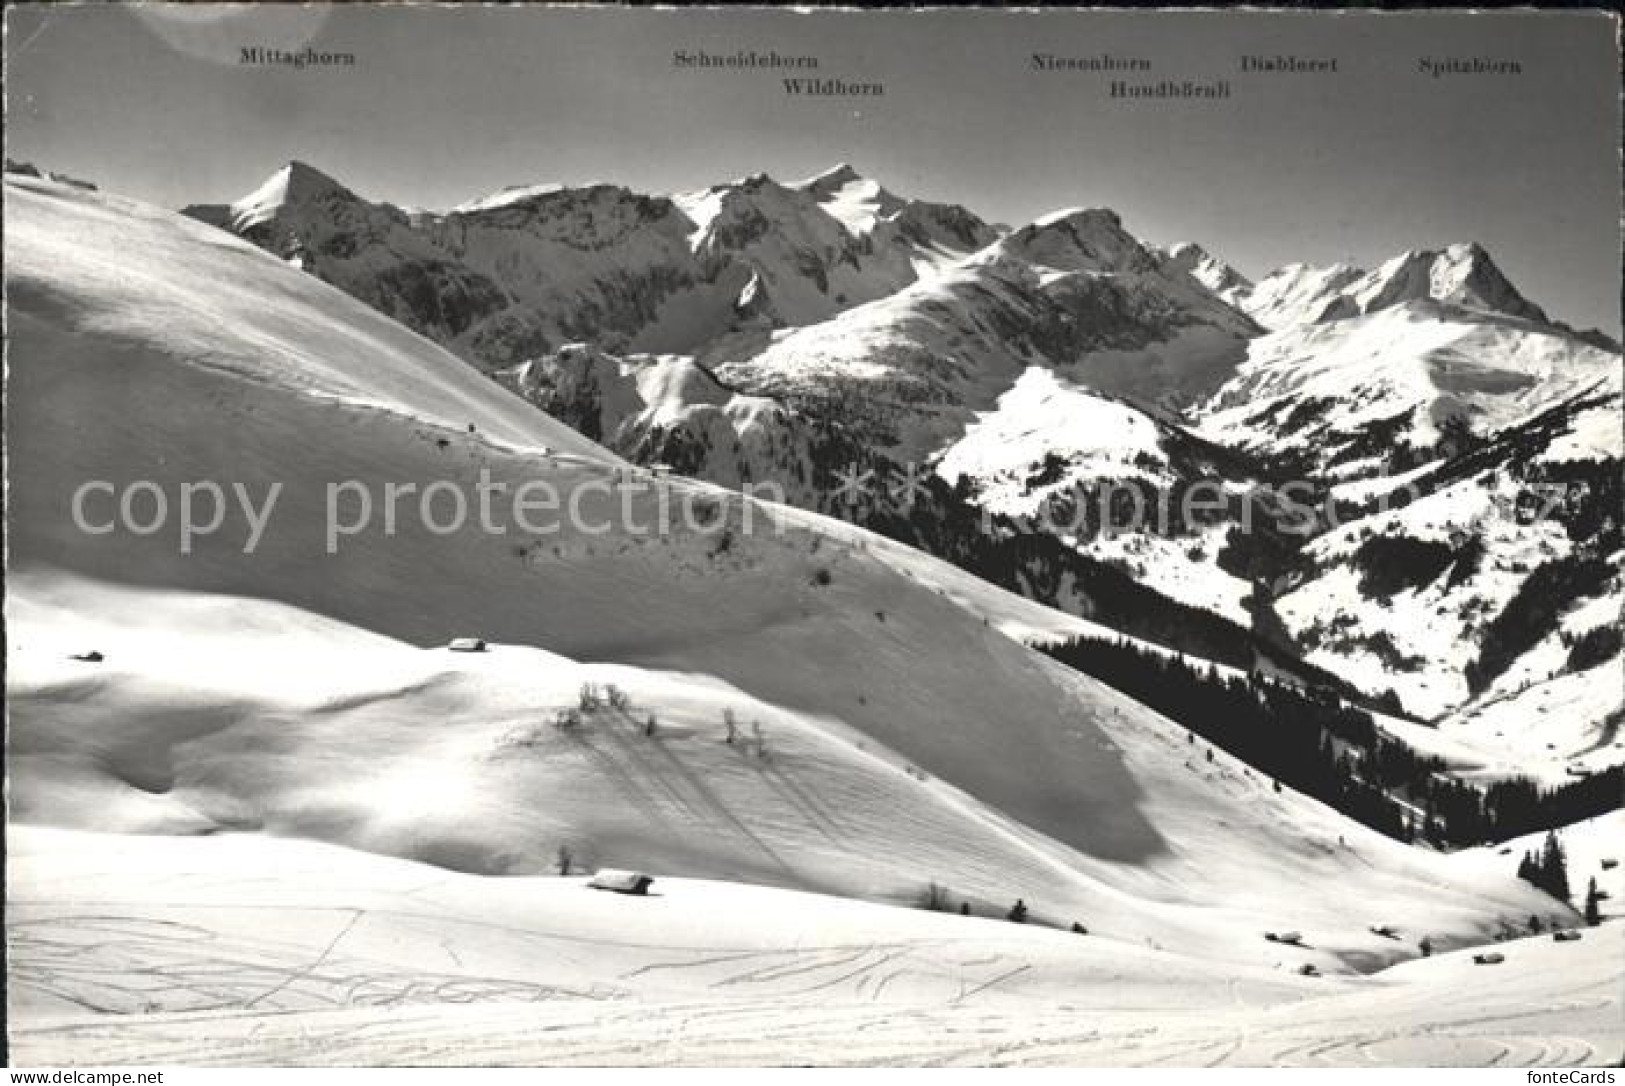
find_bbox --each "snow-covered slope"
[12,826,1621,1067]
[1271,430,1618,766]
[1273,453,1620,721]
[1200,301,1620,477]
[25,172,606,460]
[1241,261,1368,330]
[712,256,1039,462]
[495,343,845,505]
[3,158,98,191]
[1456,811,1625,922]
[937,367,1257,626]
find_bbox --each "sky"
[6,5,1620,334]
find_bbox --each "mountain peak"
[798,163,908,237]
[272,160,352,202]
[1357,242,1548,325]
[803,162,864,190]
[1030,206,1123,232]
[1160,241,1254,304]
[1436,241,1510,287]
[450,181,568,215]
[999,207,1159,277]
[225,160,356,231]
[736,170,782,191]
[281,158,336,184]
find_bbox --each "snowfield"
[1201,301,1619,471]
[10,828,1620,1067]
[6,174,1621,1067]
[938,367,1170,501]
[1455,811,1625,924]
[937,367,1256,626]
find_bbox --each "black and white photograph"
[4,3,1622,1069]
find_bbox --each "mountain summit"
[1159,242,1254,307]
[183,160,359,237]
[1344,243,1550,324]
[798,162,906,236]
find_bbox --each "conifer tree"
[1539,831,1571,902]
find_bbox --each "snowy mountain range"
[6,162,1621,1063]
[178,160,1623,779]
